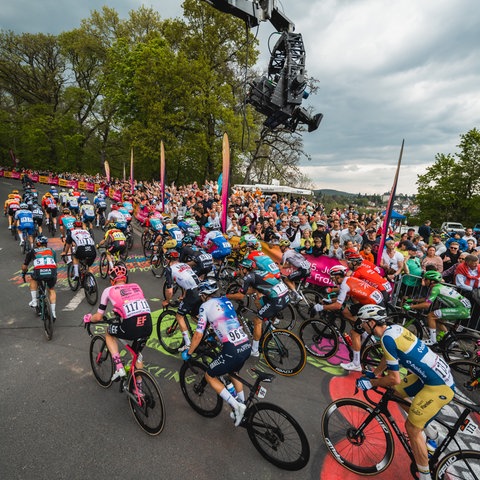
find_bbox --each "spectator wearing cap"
[445,232,468,252]
[312,219,329,253]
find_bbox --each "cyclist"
[41,192,58,231]
[58,208,76,241]
[162,247,201,352]
[62,220,97,279]
[15,203,35,247]
[31,201,45,235]
[106,204,126,231]
[93,191,107,227]
[226,258,290,357]
[4,193,20,229]
[181,280,251,426]
[183,211,201,237]
[58,189,69,208]
[278,239,311,302]
[97,222,127,269]
[179,235,214,279]
[67,191,79,215]
[80,200,95,231]
[83,264,152,385]
[346,251,392,304]
[21,236,57,321]
[243,235,281,278]
[355,304,455,480]
[403,270,471,346]
[203,221,232,262]
[313,265,385,372]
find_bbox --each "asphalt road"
[2,178,477,480]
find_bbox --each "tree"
[416,128,480,226]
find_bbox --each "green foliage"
[416,128,480,226]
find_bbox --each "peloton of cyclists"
[62,220,97,279]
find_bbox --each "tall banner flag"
[376,139,405,266]
[220,133,230,233]
[123,163,126,182]
[104,160,111,183]
[160,141,166,212]
[130,147,134,194]
[9,149,17,167]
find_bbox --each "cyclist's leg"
[341,305,363,369]
[45,274,57,319]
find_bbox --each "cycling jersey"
[31,205,44,221]
[80,204,95,219]
[426,283,471,320]
[179,245,213,275]
[15,208,34,230]
[336,276,384,306]
[67,196,79,209]
[281,249,311,270]
[107,211,127,230]
[98,283,151,320]
[197,297,249,345]
[165,263,199,290]
[118,207,132,223]
[164,223,184,243]
[67,228,95,247]
[184,218,201,236]
[104,228,126,244]
[352,264,392,293]
[60,215,76,231]
[147,217,163,232]
[204,231,232,259]
[24,246,57,286]
[247,251,280,277]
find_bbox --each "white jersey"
[282,249,311,269]
[107,210,125,222]
[166,263,199,290]
[70,228,95,247]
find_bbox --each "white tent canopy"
[233,183,313,196]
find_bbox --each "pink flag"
[160,141,166,212]
[220,133,230,233]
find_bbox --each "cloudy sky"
[2,0,479,194]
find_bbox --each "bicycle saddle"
[251,368,275,383]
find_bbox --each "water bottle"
[425,423,439,458]
[426,439,437,458]
[343,332,353,346]
[225,381,236,398]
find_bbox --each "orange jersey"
[352,264,392,293]
[337,276,384,305]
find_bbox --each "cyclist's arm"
[91,288,112,322]
[370,368,401,389]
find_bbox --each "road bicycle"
[24,272,54,340]
[125,224,134,250]
[66,255,98,305]
[98,246,128,279]
[156,307,199,354]
[85,318,166,435]
[321,385,480,479]
[389,309,479,362]
[225,290,305,376]
[179,346,310,471]
[20,232,32,254]
[47,217,56,237]
[11,222,19,241]
[447,359,480,406]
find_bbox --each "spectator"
[421,245,444,273]
[445,232,468,252]
[442,252,468,284]
[465,239,477,255]
[328,237,343,260]
[441,241,461,271]
[401,245,423,296]
[463,227,477,247]
[418,220,432,244]
[380,239,404,279]
[360,243,374,264]
[432,234,447,256]
[311,237,324,257]
[455,254,480,294]
[340,221,363,250]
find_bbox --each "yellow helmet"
[45,192,52,197]
[163,239,177,251]
[12,189,19,194]
[8,194,15,199]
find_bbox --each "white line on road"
[62,290,85,311]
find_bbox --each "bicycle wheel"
[442,333,478,362]
[389,312,424,339]
[179,360,223,417]
[84,272,98,305]
[273,304,296,330]
[296,288,325,320]
[245,402,310,471]
[162,282,184,304]
[67,263,80,291]
[151,253,167,278]
[262,329,306,376]
[42,297,54,341]
[433,450,480,480]
[321,398,394,475]
[89,335,114,388]
[156,309,184,354]
[128,370,166,436]
[126,232,134,250]
[299,319,339,359]
[447,360,480,406]
[361,342,384,370]
[217,265,236,294]
[99,252,109,279]
[143,239,154,258]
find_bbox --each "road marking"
[62,290,85,311]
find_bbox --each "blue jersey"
[149,217,163,232]
[15,209,34,229]
[61,215,76,231]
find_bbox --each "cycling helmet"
[84,199,90,204]
[198,279,219,296]
[117,202,123,207]
[207,220,221,230]
[290,216,300,224]
[357,305,387,324]
[63,208,71,215]
[241,225,250,234]
[73,220,83,228]
[279,239,291,248]
[163,239,177,250]
[244,234,258,249]
[165,249,179,259]
[45,192,52,197]
[68,188,74,193]
[177,215,184,221]
[344,248,360,260]
[423,270,443,283]
[109,263,127,283]
[36,236,48,245]
[329,265,348,277]
[12,189,19,194]
[8,194,15,199]
[106,222,117,230]
[184,211,192,218]
[19,203,28,209]
[239,259,255,270]
[183,235,194,245]
[111,204,118,211]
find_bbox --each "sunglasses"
[450,247,458,250]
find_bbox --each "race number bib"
[272,282,288,296]
[112,231,125,241]
[228,327,248,346]
[33,257,56,268]
[371,290,384,303]
[123,299,151,316]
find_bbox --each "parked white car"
[440,222,465,236]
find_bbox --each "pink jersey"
[98,283,151,320]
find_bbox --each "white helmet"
[357,305,387,324]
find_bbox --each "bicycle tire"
[296,288,325,320]
[321,398,394,475]
[143,239,154,258]
[84,272,98,305]
[262,329,306,376]
[162,282,184,304]
[128,370,166,436]
[42,297,54,341]
[67,263,80,292]
[299,319,339,359]
[442,333,478,362]
[273,303,296,330]
[126,232,134,250]
[433,450,480,480]
[99,252,109,279]
[389,312,424,339]
[89,335,114,388]
[217,265,236,294]
[179,360,223,417]
[361,342,384,370]
[150,253,167,278]
[245,402,310,471]
[447,360,480,406]
[156,309,184,354]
